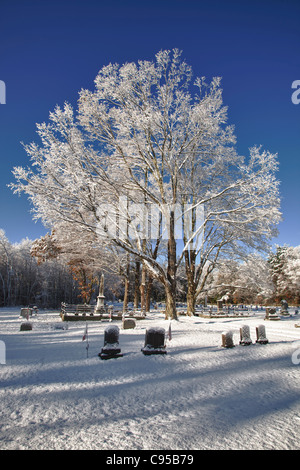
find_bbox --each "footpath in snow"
[0,307,300,450]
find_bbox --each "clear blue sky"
[0,0,299,247]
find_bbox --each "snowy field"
[0,307,300,450]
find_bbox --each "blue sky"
[0,0,299,247]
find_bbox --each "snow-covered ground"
[0,307,300,450]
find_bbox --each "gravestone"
[51,323,68,330]
[221,330,235,348]
[99,325,123,359]
[20,322,33,331]
[256,324,269,344]
[265,307,280,321]
[122,318,136,329]
[280,299,289,316]
[217,300,224,313]
[239,325,252,345]
[20,307,33,319]
[141,327,167,355]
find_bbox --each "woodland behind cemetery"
[1,228,299,309]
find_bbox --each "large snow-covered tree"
[11,49,281,318]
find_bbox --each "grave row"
[222,324,269,348]
[99,325,167,359]
[100,323,270,359]
[19,321,270,357]
[19,322,168,358]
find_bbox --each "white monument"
[95,274,105,313]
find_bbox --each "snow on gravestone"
[239,325,252,346]
[221,330,235,348]
[256,325,269,344]
[141,327,167,355]
[280,299,289,316]
[99,325,123,359]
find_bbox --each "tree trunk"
[186,281,196,316]
[165,283,177,320]
[123,276,129,313]
[140,261,146,312]
[134,260,140,309]
[184,248,197,316]
[145,274,153,312]
[123,255,130,313]
[165,210,178,320]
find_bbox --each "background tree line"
[1,227,299,308]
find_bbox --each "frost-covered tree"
[203,253,274,304]
[31,224,129,304]
[180,141,281,314]
[282,246,300,302]
[0,229,77,307]
[11,49,281,318]
[269,245,300,303]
